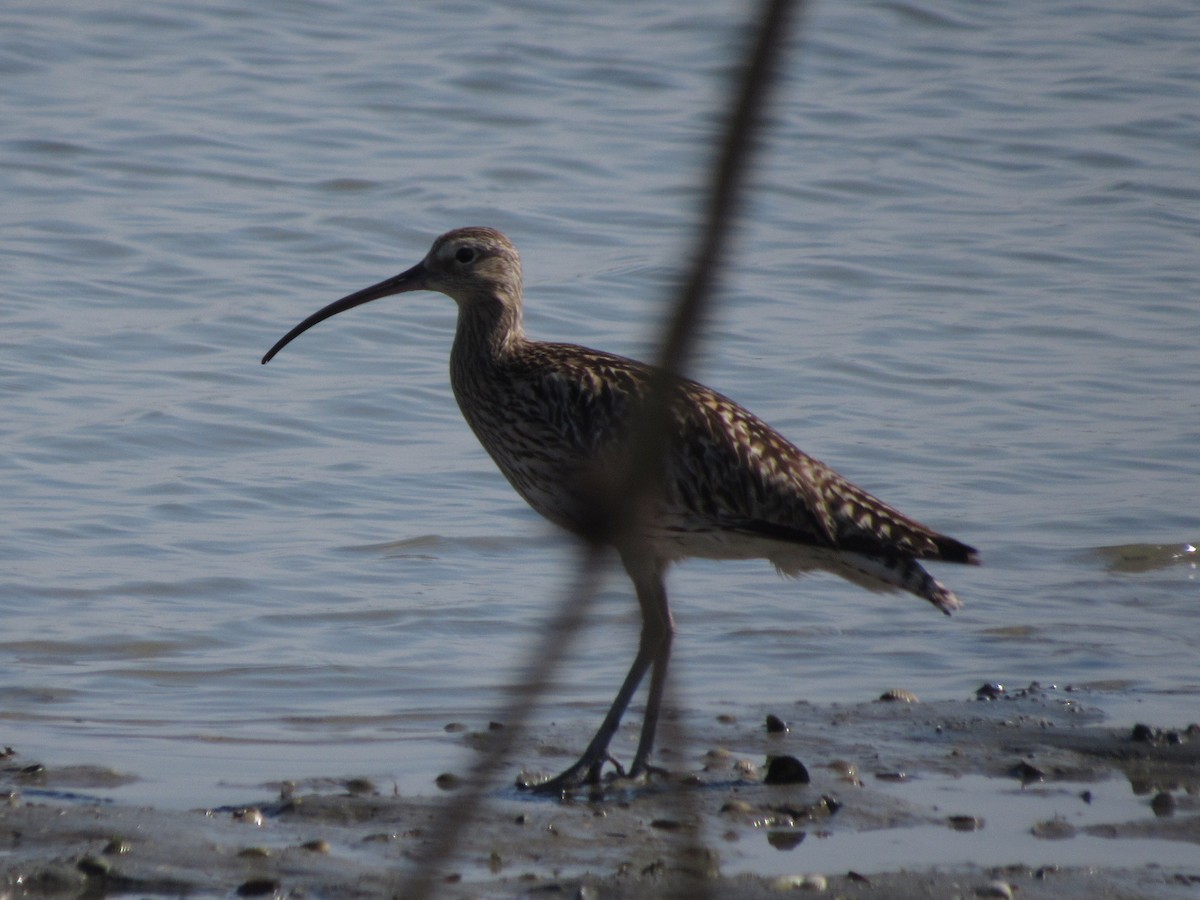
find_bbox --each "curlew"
[262,226,978,792]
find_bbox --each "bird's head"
[262,226,523,365]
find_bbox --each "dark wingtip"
[937,536,981,566]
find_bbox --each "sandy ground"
[3,687,1198,899]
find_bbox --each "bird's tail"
[770,546,964,615]
[841,552,963,615]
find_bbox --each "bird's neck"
[450,290,526,380]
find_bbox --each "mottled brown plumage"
[263,226,978,791]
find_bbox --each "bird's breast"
[449,363,625,532]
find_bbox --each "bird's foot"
[517,754,669,796]
[627,761,669,783]
[516,752,623,796]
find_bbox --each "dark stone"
[763,755,810,785]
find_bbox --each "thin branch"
[398,1,801,896]
[399,546,607,900]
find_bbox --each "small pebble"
[766,831,806,851]
[345,777,375,795]
[1009,760,1045,783]
[236,878,281,897]
[878,688,918,703]
[764,755,810,785]
[232,808,263,827]
[1031,817,1076,840]
[734,758,760,778]
[301,839,331,853]
[76,855,111,877]
[978,879,1013,899]
[720,799,754,815]
[948,815,983,832]
[765,713,789,733]
[1151,792,1175,817]
[363,831,400,843]
[443,722,467,733]
[819,794,842,815]
[771,873,826,891]
[237,847,271,858]
[826,759,860,785]
[435,772,461,791]
[102,838,131,855]
[975,682,1005,700]
[1130,723,1155,742]
[755,812,796,829]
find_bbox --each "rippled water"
[2,0,1197,812]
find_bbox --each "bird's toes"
[515,770,574,794]
[626,761,670,783]
[515,761,600,795]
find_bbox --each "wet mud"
[3,687,1198,898]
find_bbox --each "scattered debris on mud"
[3,687,1198,898]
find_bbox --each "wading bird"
[262,227,978,792]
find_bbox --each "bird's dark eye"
[455,247,476,264]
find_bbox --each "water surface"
[2,0,1197,817]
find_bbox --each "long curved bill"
[261,261,427,364]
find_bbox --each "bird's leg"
[522,552,672,794]
[522,623,657,792]
[626,568,673,780]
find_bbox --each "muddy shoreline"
[4,688,1198,898]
